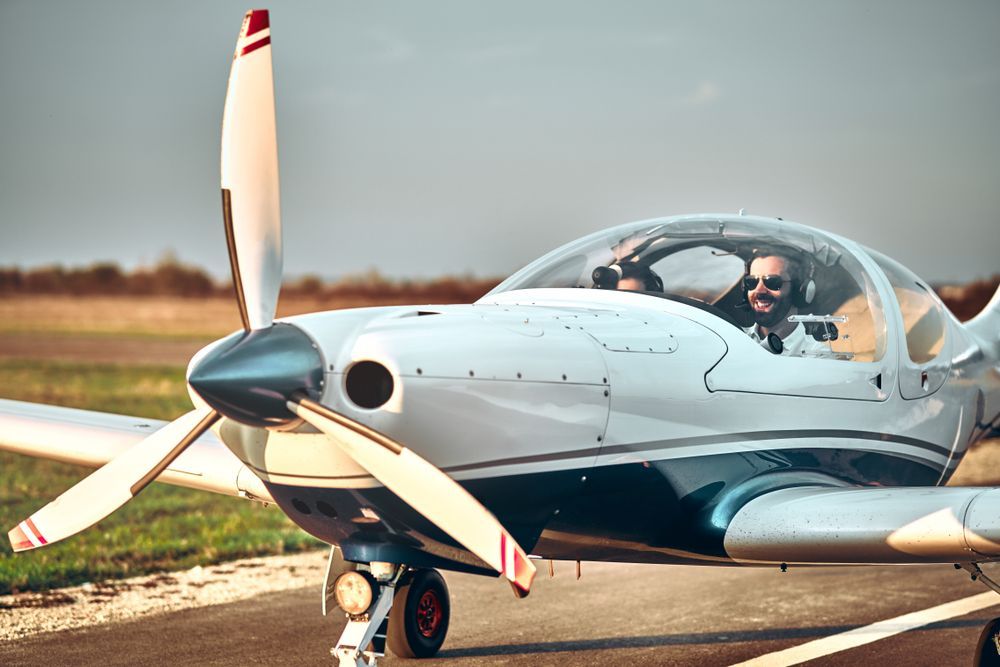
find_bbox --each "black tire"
[975,617,1000,666]
[387,569,450,659]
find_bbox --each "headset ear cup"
[592,264,622,289]
[799,279,816,306]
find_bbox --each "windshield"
[488,216,887,362]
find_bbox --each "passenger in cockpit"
[618,263,663,292]
[744,253,827,356]
[592,262,663,292]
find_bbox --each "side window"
[815,266,883,363]
[869,251,946,364]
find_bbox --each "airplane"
[2,9,999,666]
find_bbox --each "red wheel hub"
[416,589,443,638]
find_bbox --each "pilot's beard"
[752,298,793,329]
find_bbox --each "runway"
[3,560,999,666]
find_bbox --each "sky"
[1,1,998,283]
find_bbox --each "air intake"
[345,361,394,409]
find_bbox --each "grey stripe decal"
[257,429,948,481]
[444,429,950,474]
[597,429,952,461]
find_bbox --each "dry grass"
[0,296,243,339]
[948,439,1000,486]
[0,294,478,340]
[0,295,463,364]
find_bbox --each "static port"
[345,361,394,409]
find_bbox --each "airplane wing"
[723,484,1000,564]
[0,399,272,503]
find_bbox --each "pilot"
[744,253,827,356]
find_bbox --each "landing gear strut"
[327,554,450,666]
[958,563,1000,666]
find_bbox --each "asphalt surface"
[3,561,1000,666]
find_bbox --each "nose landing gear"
[327,552,450,666]
[388,569,450,659]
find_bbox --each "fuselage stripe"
[247,429,949,484]
[444,428,950,475]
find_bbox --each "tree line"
[0,257,995,318]
[935,276,1000,321]
[0,256,502,304]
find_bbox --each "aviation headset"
[744,252,816,307]
[592,263,664,292]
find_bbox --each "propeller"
[9,9,537,598]
[221,8,282,331]
[8,408,219,551]
[288,395,537,597]
[5,9,279,553]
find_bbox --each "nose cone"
[188,323,324,427]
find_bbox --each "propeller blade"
[221,9,282,331]
[8,408,219,552]
[289,396,536,597]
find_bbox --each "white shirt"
[746,323,832,357]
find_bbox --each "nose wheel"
[329,560,450,666]
[388,569,450,659]
[975,617,1000,666]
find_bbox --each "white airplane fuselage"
[196,271,996,574]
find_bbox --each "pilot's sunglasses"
[743,274,789,291]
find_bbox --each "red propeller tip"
[243,9,269,38]
[8,523,36,552]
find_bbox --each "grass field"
[0,351,323,595]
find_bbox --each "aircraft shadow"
[438,617,989,658]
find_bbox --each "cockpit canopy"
[488,216,888,362]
